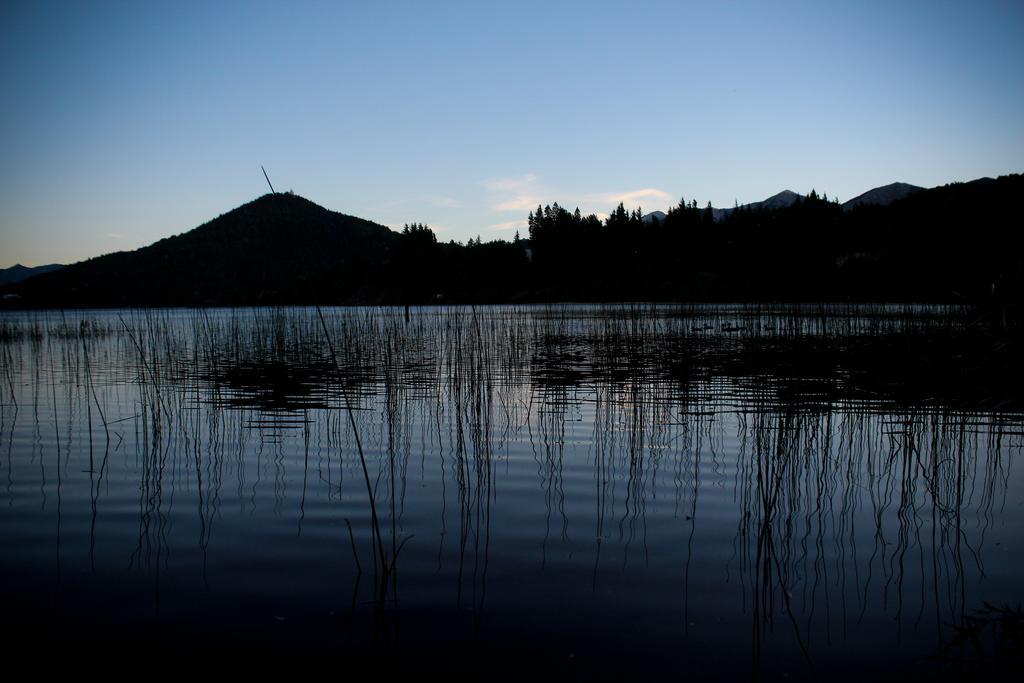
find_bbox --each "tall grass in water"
[0,303,1019,668]
[316,308,388,580]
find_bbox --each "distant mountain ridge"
[643,190,805,223]
[642,181,926,223]
[841,182,923,211]
[0,263,63,285]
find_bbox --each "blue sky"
[2,0,1022,267]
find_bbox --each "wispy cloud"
[482,173,548,213]
[479,174,673,231]
[552,188,672,218]
[603,188,672,206]
[490,220,527,232]
[481,173,539,193]
[423,195,463,208]
[602,188,667,204]
[496,195,543,212]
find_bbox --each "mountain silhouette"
[644,183,923,223]
[8,193,397,306]
[0,263,63,285]
[643,191,806,223]
[842,182,923,211]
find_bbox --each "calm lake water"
[1,305,1021,679]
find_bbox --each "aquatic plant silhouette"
[0,304,1020,676]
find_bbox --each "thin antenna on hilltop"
[261,165,277,194]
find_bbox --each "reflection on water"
[0,305,1021,678]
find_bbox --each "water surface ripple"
[1,305,1021,679]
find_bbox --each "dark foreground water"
[1,305,1021,679]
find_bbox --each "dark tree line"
[393,174,1022,309]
